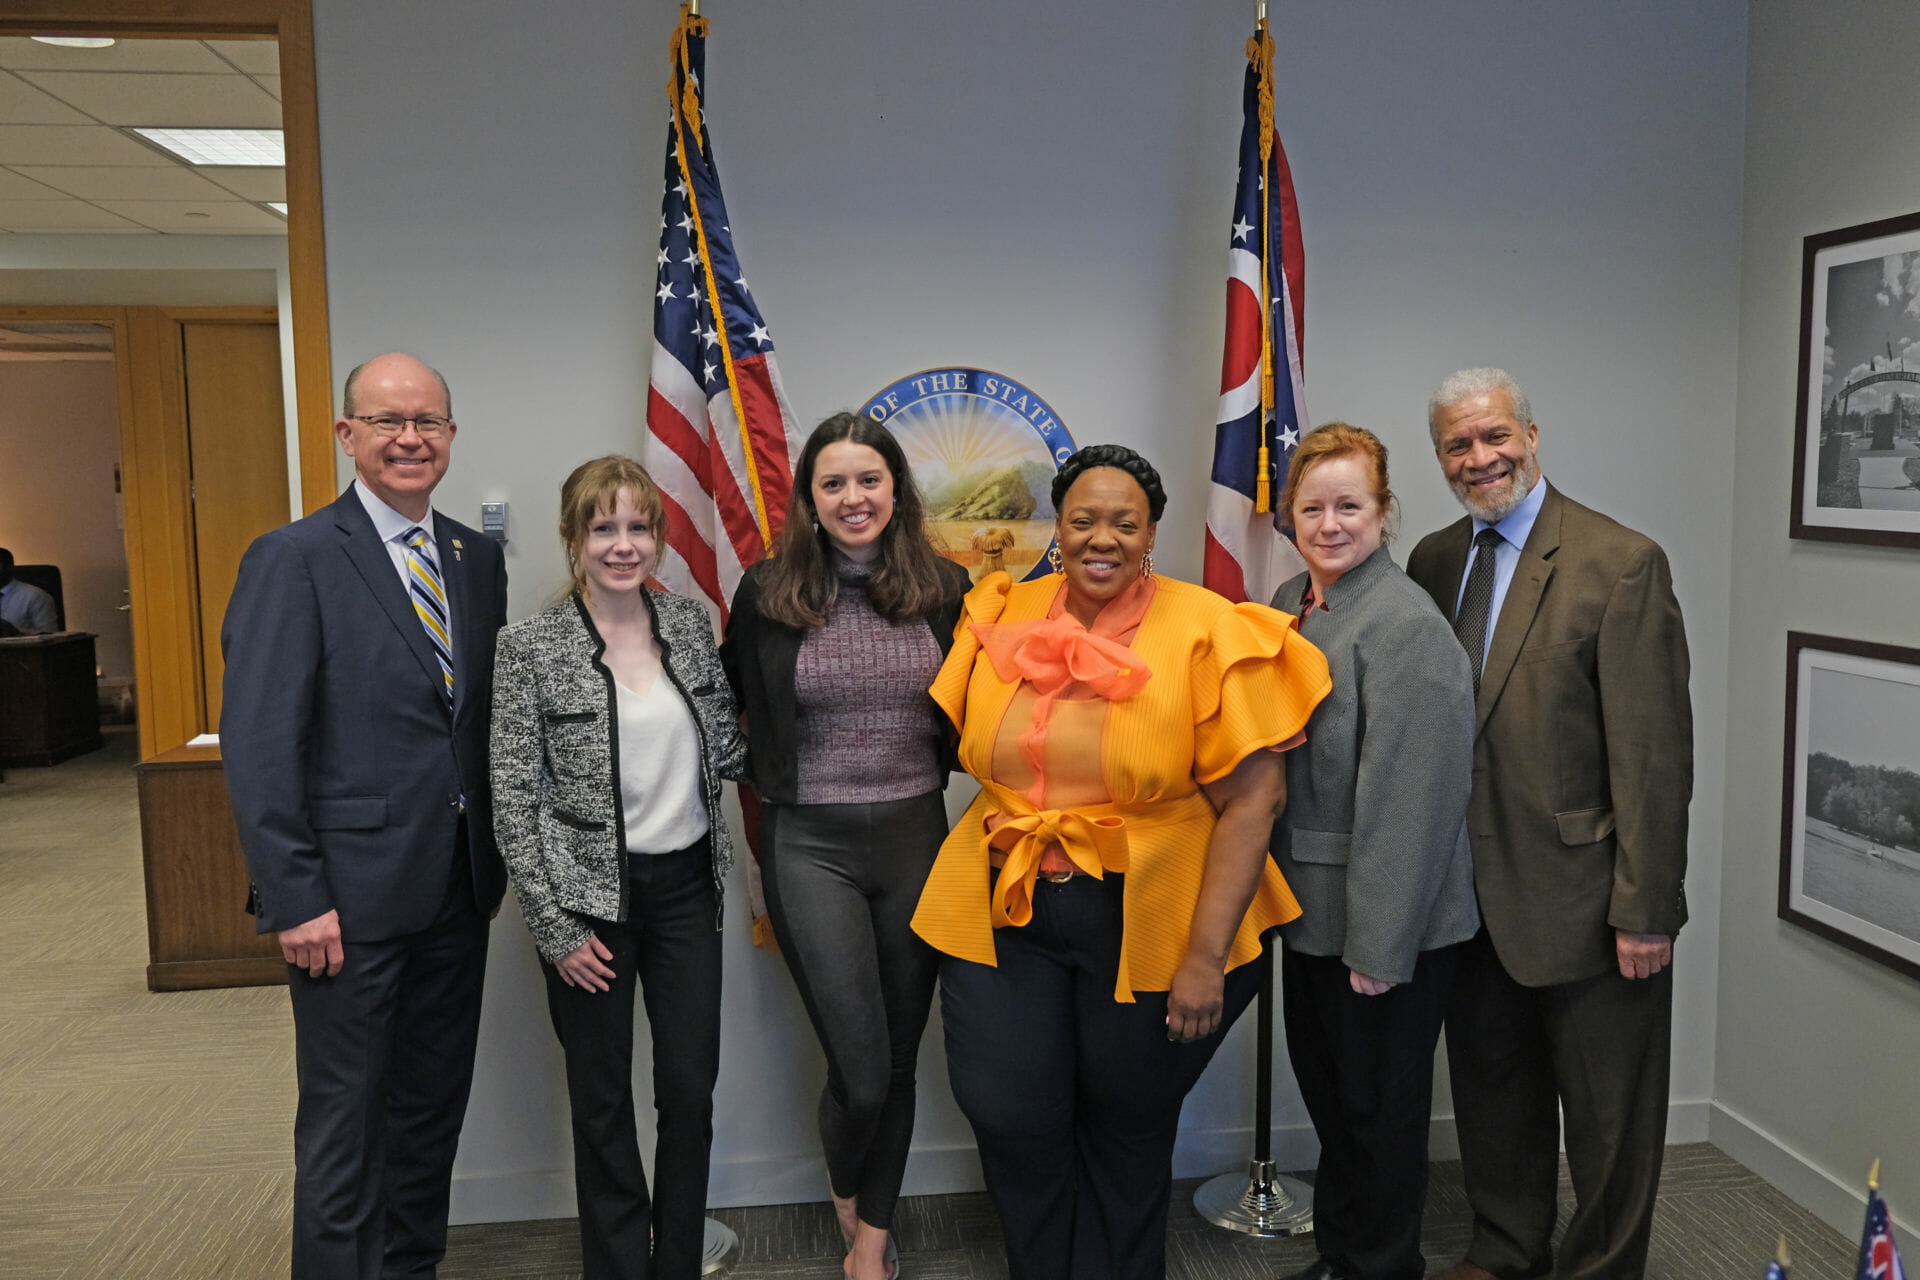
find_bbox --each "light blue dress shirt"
[1450,476,1548,678]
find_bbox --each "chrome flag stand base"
[1194,1158,1315,1236]
[1194,932,1316,1237]
[701,1217,741,1275]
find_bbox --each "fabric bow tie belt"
[970,607,1158,997]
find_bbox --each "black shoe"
[1280,1260,1353,1280]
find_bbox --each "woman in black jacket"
[491,456,744,1280]
[721,413,967,1280]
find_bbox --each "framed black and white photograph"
[1779,631,1920,982]
[1793,211,1920,547]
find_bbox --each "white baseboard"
[451,1099,1719,1226]
[1707,1101,1863,1238]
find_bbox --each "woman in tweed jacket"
[491,456,744,1280]
[1268,424,1480,1280]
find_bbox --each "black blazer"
[720,556,970,804]
[221,487,509,940]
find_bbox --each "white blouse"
[615,676,710,854]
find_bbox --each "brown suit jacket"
[1405,483,1692,987]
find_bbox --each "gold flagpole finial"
[688,0,700,15]
[1256,0,1266,23]
[1870,1159,1881,1190]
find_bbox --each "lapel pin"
[452,538,464,561]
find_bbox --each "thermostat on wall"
[480,502,508,542]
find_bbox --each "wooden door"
[182,319,288,726]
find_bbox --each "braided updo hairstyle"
[1050,444,1168,521]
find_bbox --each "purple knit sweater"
[792,555,945,803]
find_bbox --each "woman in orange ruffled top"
[911,444,1331,1280]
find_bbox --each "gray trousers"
[760,792,946,1231]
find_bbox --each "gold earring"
[1142,550,1155,578]
[1047,545,1063,573]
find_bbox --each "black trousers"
[287,864,488,1280]
[1444,929,1674,1280]
[940,874,1260,1280]
[542,845,722,1280]
[760,793,946,1231]
[1281,944,1459,1280]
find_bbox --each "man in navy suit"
[222,352,508,1279]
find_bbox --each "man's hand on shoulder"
[1615,929,1671,980]
[280,909,344,977]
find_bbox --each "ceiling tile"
[198,166,284,201]
[0,125,173,166]
[0,168,66,199]
[0,198,143,232]
[0,37,227,73]
[253,75,281,102]
[11,163,233,200]
[94,198,286,234]
[15,71,282,128]
[0,70,91,124]
[202,40,279,77]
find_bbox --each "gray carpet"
[0,733,1857,1278]
[443,1143,1855,1278]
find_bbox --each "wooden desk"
[0,632,104,766]
[136,744,286,991]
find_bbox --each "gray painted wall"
[1713,0,1920,1236]
[310,0,1747,1221]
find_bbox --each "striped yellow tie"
[404,526,454,706]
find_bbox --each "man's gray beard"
[1451,456,1539,523]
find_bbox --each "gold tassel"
[1249,20,1277,513]
[672,6,709,156]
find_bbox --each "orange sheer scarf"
[970,576,1155,925]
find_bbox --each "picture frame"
[1778,631,1920,983]
[1792,210,1920,547]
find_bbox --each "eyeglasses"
[350,414,452,439]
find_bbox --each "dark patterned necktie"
[1452,528,1504,694]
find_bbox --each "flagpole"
[1197,4,1313,1232]
[1192,934,1315,1237]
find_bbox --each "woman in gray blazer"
[491,456,745,1280]
[1268,424,1480,1280]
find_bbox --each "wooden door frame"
[0,304,277,757]
[1,0,336,515]
[3,0,339,756]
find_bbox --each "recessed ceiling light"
[132,128,284,167]
[31,36,116,49]
[266,202,288,216]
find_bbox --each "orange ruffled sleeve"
[1192,602,1332,785]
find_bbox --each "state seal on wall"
[860,367,1077,584]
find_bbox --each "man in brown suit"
[1406,368,1691,1280]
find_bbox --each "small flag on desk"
[1763,1232,1790,1280]
[1202,14,1307,606]
[1860,1164,1908,1280]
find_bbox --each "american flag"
[1202,19,1307,606]
[644,6,802,621]
[1860,1188,1909,1280]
